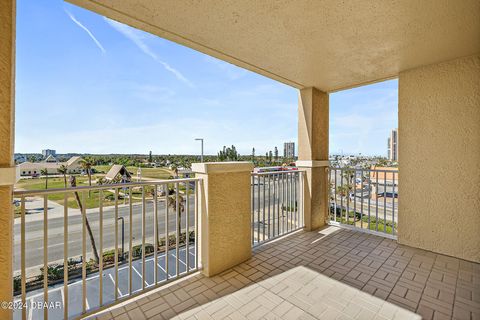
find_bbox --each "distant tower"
[283,142,295,159]
[388,129,398,161]
[42,149,56,158]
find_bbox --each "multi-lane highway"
[13,196,196,273]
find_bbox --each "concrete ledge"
[296,160,330,168]
[0,166,19,186]
[192,161,254,174]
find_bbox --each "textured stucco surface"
[298,88,329,231]
[195,163,253,277]
[0,0,15,317]
[398,55,480,263]
[68,0,480,92]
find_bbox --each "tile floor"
[90,226,480,320]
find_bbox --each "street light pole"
[195,138,204,162]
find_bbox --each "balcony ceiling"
[68,0,480,92]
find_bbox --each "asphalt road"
[13,196,197,272]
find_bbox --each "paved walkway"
[89,226,480,320]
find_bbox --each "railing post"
[0,1,16,319]
[192,162,254,277]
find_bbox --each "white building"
[18,156,83,176]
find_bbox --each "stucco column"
[296,87,329,231]
[192,162,253,277]
[0,1,15,318]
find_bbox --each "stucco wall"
[193,162,253,277]
[0,1,15,317]
[398,55,480,262]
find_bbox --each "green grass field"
[15,177,118,210]
[93,166,172,180]
[14,166,180,214]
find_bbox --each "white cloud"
[104,18,194,87]
[65,10,106,55]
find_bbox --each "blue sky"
[15,0,397,156]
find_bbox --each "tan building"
[104,164,132,182]
[1,1,479,319]
[17,156,83,176]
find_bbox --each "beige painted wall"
[0,0,15,317]
[192,162,253,277]
[398,55,480,262]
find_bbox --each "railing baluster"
[257,175,260,243]
[292,172,298,229]
[384,172,387,233]
[262,175,265,241]
[63,193,69,319]
[141,186,146,290]
[376,172,379,231]
[287,172,291,232]
[194,180,198,270]
[175,182,180,277]
[128,187,133,295]
[277,174,280,236]
[99,190,103,306]
[154,185,158,284]
[185,182,189,273]
[114,188,119,299]
[334,169,337,222]
[367,171,371,230]
[360,169,364,229]
[354,171,357,227]
[272,174,276,237]
[21,196,26,320]
[165,183,169,281]
[392,172,396,235]
[82,191,87,314]
[42,195,48,320]
[267,174,271,239]
[251,175,254,245]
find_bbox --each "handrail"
[13,177,200,196]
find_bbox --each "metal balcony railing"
[13,178,200,320]
[251,170,304,247]
[328,167,398,239]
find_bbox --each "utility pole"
[195,138,204,162]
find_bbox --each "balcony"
[11,168,480,319]
[91,226,480,320]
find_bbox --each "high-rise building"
[283,142,295,159]
[42,149,56,158]
[388,129,398,161]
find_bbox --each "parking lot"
[14,246,195,320]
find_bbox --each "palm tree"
[167,190,185,247]
[40,168,48,189]
[170,164,179,178]
[69,176,100,264]
[80,158,94,197]
[57,165,68,188]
